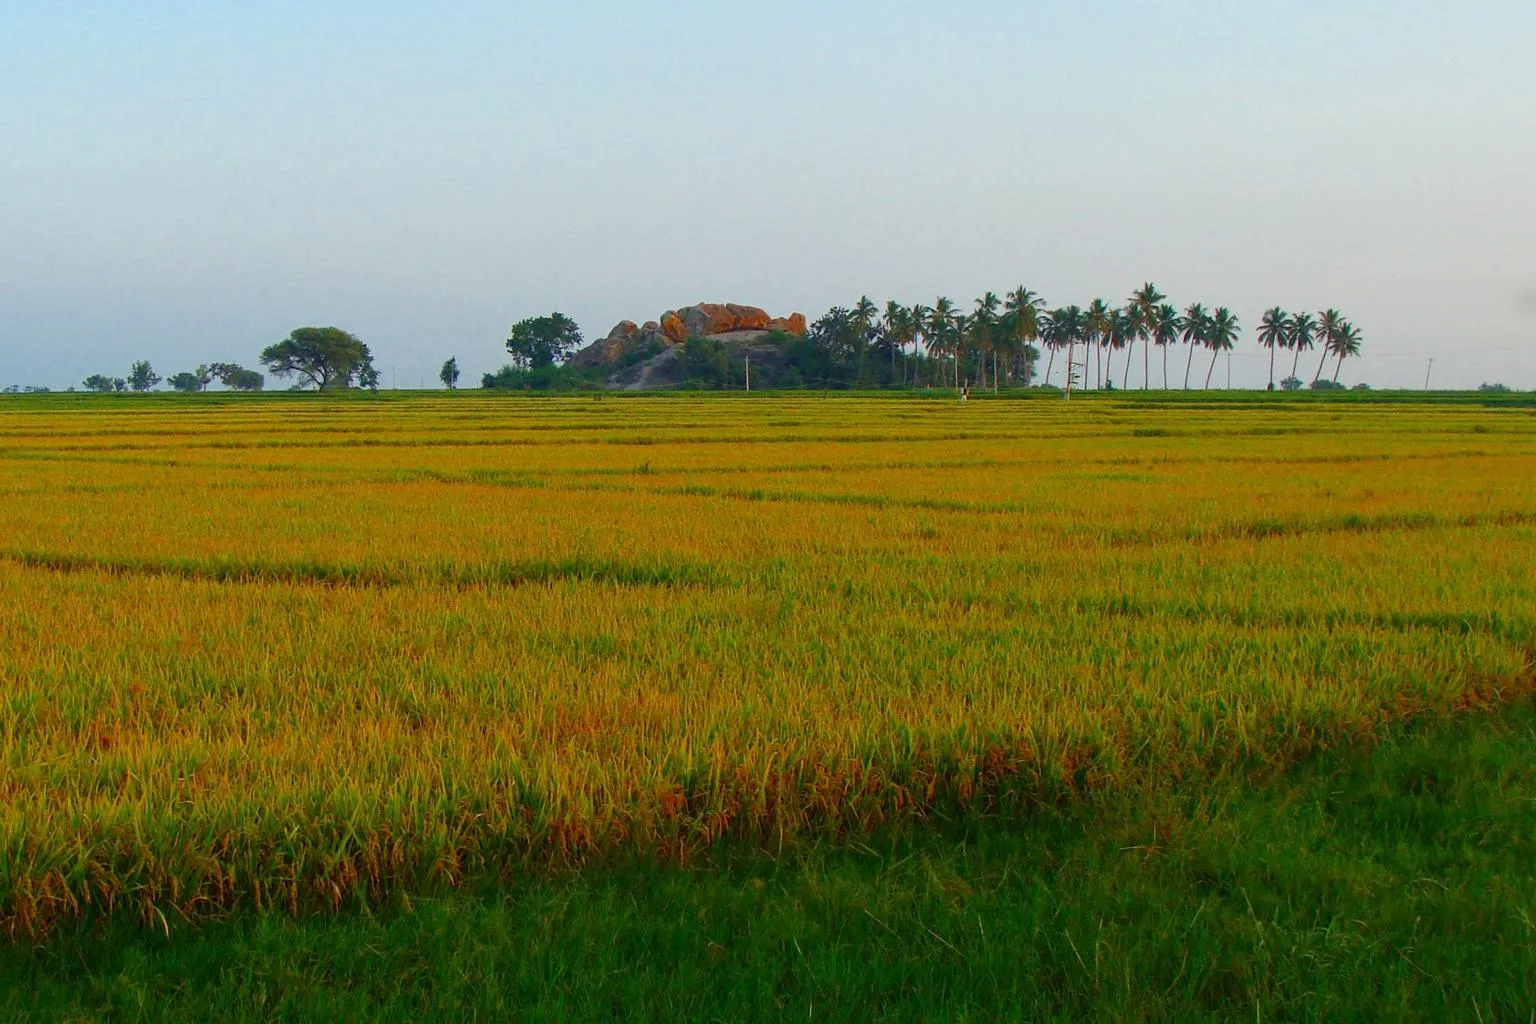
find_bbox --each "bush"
[1308,378,1346,391]
[1279,376,1303,392]
[1478,382,1512,394]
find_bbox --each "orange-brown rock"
[660,311,687,344]
[680,303,772,340]
[768,313,808,335]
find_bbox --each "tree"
[851,296,879,384]
[82,374,118,393]
[168,372,204,393]
[209,363,265,391]
[1152,304,1181,389]
[1003,286,1044,387]
[1110,308,1135,390]
[261,327,374,390]
[505,313,582,371]
[1204,308,1240,388]
[126,361,160,392]
[1287,312,1317,383]
[1085,299,1114,390]
[929,298,959,388]
[1314,309,1345,384]
[1128,283,1166,389]
[1055,305,1086,398]
[1181,303,1209,390]
[1330,320,1362,382]
[1257,307,1288,390]
[440,356,460,389]
[971,291,1002,391]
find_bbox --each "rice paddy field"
[2,390,1534,947]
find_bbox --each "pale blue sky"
[2,1,1534,390]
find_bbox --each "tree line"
[797,285,1364,394]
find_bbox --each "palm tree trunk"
[1267,346,1276,390]
[1205,347,1219,389]
[1183,342,1195,390]
[1334,354,1344,383]
[1123,338,1135,390]
[1162,345,1169,389]
[1314,345,1329,383]
[1290,347,1302,382]
[1143,337,1150,390]
[1065,342,1075,399]
[1044,347,1055,388]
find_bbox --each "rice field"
[2,392,1533,937]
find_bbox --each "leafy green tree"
[1181,303,1210,390]
[505,313,582,370]
[1257,308,1289,390]
[210,363,265,391]
[126,361,160,392]
[261,327,374,390]
[168,372,203,393]
[81,374,118,393]
[1204,307,1240,388]
[971,291,1001,391]
[440,357,460,389]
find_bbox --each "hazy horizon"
[3,1,1534,392]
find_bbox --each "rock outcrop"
[570,302,807,370]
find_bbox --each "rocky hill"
[569,303,806,388]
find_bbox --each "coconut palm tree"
[1314,309,1344,384]
[1111,308,1136,390]
[1286,311,1316,385]
[1128,283,1165,389]
[1257,307,1288,391]
[1085,299,1114,390]
[972,291,1002,391]
[1057,305,1086,398]
[1039,309,1062,387]
[882,300,908,382]
[1204,307,1240,388]
[1181,303,1209,390]
[1152,304,1181,389]
[1003,286,1044,387]
[930,298,958,388]
[910,303,932,382]
[1331,320,1362,382]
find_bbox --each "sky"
[2,0,1534,391]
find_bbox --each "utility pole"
[745,354,750,392]
[1424,358,1433,391]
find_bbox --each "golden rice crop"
[0,393,1532,936]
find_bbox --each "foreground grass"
[6,700,1532,1022]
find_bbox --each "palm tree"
[1152,304,1181,389]
[1204,307,1240,388]
[930,298,958,388]
[1039,309,1061,387]
[1314,309,1344,384]
[1057,305,1086,398]
[1003,286,1043,387]
[1085,299,1114,390]
[972,291,1002,391]
[1181,302,1209,390]
[1257,307,1288,391]
[1287,311,1316,385]
[911,303,932,383]
[882,300,907,382]
[1331,320,1362,382]
[1111,308,1136,390]
[851,296,879,385]
[1127,283,1165,389]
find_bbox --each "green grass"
[7,700,1532,1022]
